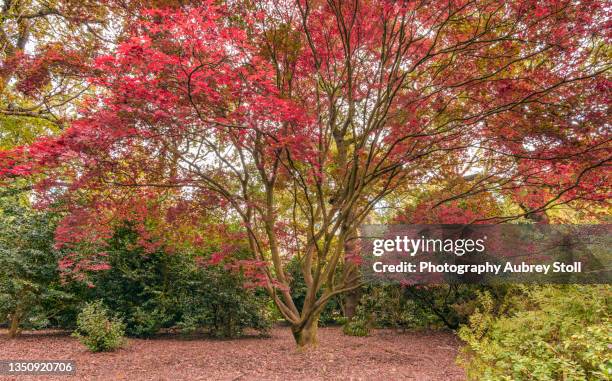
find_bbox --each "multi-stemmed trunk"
[291,312,321,348]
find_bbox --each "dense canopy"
[1,0,610,347]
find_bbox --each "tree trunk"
[342,227,362,320]
[292,314,319,349]
[8,310,22,339]
[343,287,362,320]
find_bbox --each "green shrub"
[339,289,374,336]
[72,301,126,352]
[174,265,272,338]
[342,302,371,336]
[344,285,462,332]
[458,285,611,381]
[85,225,179,337]
[366,286,438,330]
[342,319,370,336]
[0,199,73,337]
[402,284,487,329]
[87,224,271,338]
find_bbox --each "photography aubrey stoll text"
[370,235,583,275]
[372,261,582,275]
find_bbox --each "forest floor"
[0,326,465,380]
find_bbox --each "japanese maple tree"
[1,0,610,347]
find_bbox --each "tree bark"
[291,313,320,349]
[8,310,22,338]
[343,288,362,320]
[342,225,362,320]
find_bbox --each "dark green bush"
[340,284,495,337]
[87,226,180,336]
[342,303,371,336]
[173,264,271,337]
[401,284,485,329]
[341,286,430,336]
[458,285,611,381]
[88,224,271,338]
[367,286,437,330]
[0,199,73,337]
[342,319,370,336]
[72,300,126,352]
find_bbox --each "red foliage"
[0,0,610,294]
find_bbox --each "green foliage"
[364,286,438,330]
[0,114,60,149]
[342,302,370,336]
[458,285,612,381]
[88,224,271,338]
[0,198,72,335]
[174,266,271,337]
[342,285,436,336]
[402,285,484,329]
[342,319,370,336]
[341,284,480,335]
[72,300,126,352]
[87,226,180,336]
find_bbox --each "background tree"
[0,0,118,143]
[0,196,71,338]
[0,0,190,147]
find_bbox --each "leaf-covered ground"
[0,327,465,380]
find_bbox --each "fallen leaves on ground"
[0,327,465,380]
